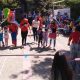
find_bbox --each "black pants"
[38,37,43,47]
[21,31,28,45]
[32,27,38,41]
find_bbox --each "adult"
[43,16,50,29]
[37,13,43,29]
[32,17,40,41]
[27,12,33,26]
[76,21,80,32]
[20,18,30,46]
[68,27,80,59]
[8,23,18,47]
[50,51,73,80]
[49,12,53,23]
[69,20,74,33]
[32,11,36,20]
[56,12,61,22]
[48,21,57,50]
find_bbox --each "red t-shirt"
[8,23,18,32]
[69,31,80,44]
[20,18,30,32]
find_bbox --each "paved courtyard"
[0,29,70,80]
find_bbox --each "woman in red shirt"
[20,18,30,46]
[68,27,80,59]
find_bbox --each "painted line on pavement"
[0,54,55,56]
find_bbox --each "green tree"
[65,0,80,19]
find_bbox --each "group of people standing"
[0,11,80,59]
[32,15,58,50]
[21,15,57,50]
[0,12,58,50]
[0,22,18,47]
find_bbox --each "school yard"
[0,28,70,80]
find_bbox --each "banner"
[54,8,71,19]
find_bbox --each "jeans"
[70,43,79,59]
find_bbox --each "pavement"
[0,28,70,80]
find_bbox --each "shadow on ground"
[0,46,10,50]
[26,42,55,53]
[26,42,37,48]
[0,46,23,50]
[31,58,53,79]
[9,46,23,50]
[30,47,54,53]
[9,70,29,79]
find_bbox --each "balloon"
[3,8,10,18]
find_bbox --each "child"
[37,28,43,47]
[0,27,4,47]
[4,26,9,47]
[48,21,57,50]
[43,28,48,47]
[20,18,30,46]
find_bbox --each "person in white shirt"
[32,17,40,41]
